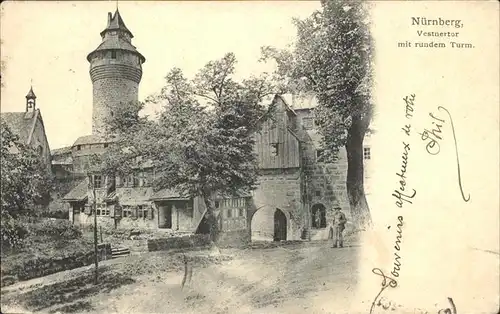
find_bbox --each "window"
[239,207,245,217]
[315,190,321,197]
[96,204,109,216]
[316,150,325,162]
[215,201,220,209]
[111,50,116,59]
[76,145,81,151]
[136,206,149,219]
[271,143,279,156]
[364,147,371,160]
[227,208,232,218]
[123,174,135,187]
[104,143,109,148]
[93,175,102,188]
[314,119,320,127]
[122,206,132,218]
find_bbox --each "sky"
[0,1,320,150]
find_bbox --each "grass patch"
[2,266,135,313]
[1,219,96,286]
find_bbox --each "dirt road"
[1,241,362,314]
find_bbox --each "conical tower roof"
[100,9,133,38]
[87,9,145,63]
[25,86,36,99]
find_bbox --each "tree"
[260,0,374,228]
[1,119,53,247]
[1,119,53,214]
[101,53,274,241]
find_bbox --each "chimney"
[107,12,112,26]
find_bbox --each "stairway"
[111,246,131,259]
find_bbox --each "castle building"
[57,9,372,244]
[1,86,52,174]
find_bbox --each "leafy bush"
[39,210,69,220]
[28,219,82,240]
[0,211,29,250]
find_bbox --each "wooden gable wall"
[254,97,300,169]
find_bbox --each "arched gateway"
[273,208,287,241]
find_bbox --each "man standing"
[332,206,347,248]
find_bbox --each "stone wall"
[216,230,250,248]
[293,110,352,240]
[250,168,303,241]
[147,234,211,252]
[1,244,111,287]
[74,211,157,230]
[91,77,139,136]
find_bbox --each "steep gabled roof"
[1,112,32,144]
[281,93,318,111]
[63,180,88,201]
[51,146,72,156]
[1,109,47,147]
[72,134,113,146]
[274,94,297,116]
[150,189,189,201]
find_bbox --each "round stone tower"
[87,9,146,137]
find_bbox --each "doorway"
[273,208,287,241]
[158,204,172,229]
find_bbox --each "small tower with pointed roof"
[26,86,37,112]
[87,8,145,137]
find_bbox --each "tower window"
[111,50,116,59]
[364,147,371,160]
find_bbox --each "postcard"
[1,1,498,314]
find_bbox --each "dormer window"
[111,50,117,59]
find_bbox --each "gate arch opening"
[273,208,287,241]
[311,203,327,228]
